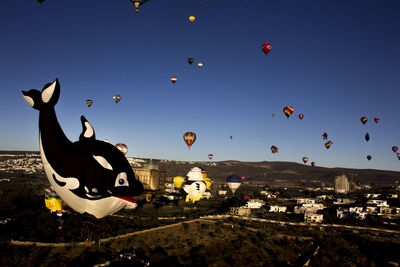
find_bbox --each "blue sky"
[1,0,400,171]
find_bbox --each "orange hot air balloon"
[170,76,177,84]
[283,106,294,119]
[183,132,196,149]
[361,117,368,124]
[325,141,333,149]
[298,114,304,120]
[262,42,272,56]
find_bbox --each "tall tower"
[335,175,350,194]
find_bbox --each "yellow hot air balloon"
[173,176,185,188]
[204,177,212,189]
[189,16,195,22]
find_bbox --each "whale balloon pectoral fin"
[41,78,60,105]
[92,155,113,170]
[79,116,96,141]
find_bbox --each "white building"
[269,205,287,212]
[296,198,316,204]
[366,199,388,207]
[304,213,323,223]
[333,198,355,205]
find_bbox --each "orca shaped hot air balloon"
[22,79,143,219]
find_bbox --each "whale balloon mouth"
[116,196,138,209]
[85,193,103,199]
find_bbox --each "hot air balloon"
[298,114,304,120]
[183,132,196,149]
[365,133,370,142]
[197,62,203,68]
[170,76,177,84]
[208,154,213,160]
[173,176,185,189]
[302,157,308,164]
[325,141,333,149]
[271,145,278,154]
[22,79,143,219]
[361,117,368,124]
[86,99,93,107]
[115,143,128,155]
[130,0,149,12]
[322,132,328,140]
[226,175,242,194]
[367,155,372,161]
[183,167,206,203]
[188,58,194,65]
[37,0,45,6]
[311,162,316,167]
[189,16,195,22]
[230,136,233,139]
[392,146,399,153]
[113,94,121,103]
[44,188,70,229]
[262,42,272,56]
[272,113,276,118]
[283,106,294,119]
[374,117,380,123]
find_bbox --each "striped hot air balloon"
[183,132,196,149]
[283,106,294,119]
[361,117,368,124]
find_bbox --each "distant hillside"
[1,151,399,185]
[158,160,400,185]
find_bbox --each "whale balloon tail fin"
[22,78,60,110]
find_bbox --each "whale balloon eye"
[115,172,129,187]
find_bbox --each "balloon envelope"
[367,155,372,161]
[226,175,242,194]
[302,157,308,164]
[392,146,399,153]
[208,154,213,160]
[298,114,304,120]
[322,132,328,140]
[173,176,185,189]
[365,133,370,142]
[188,58,194,65]
[183,132,196,149]
[262,42,272,55]
[115,143,128,155]
[271,145,278,153]
[374,117,380,123]
[86,99,93,107]
[361,117,368,124]
[170,76,177,83]
[283,106,294,118]
[113,94,121,103]
[189,16,195,22]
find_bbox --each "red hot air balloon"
[262,42,272,56]
[322,132,328,140]
[361,117,368,124]
[183,132,196,149]
[374,117,380,123]
[392,146,399,153]
[271,145,278,154]
[298,114,304,120]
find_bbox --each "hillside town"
[1,152,400,229]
